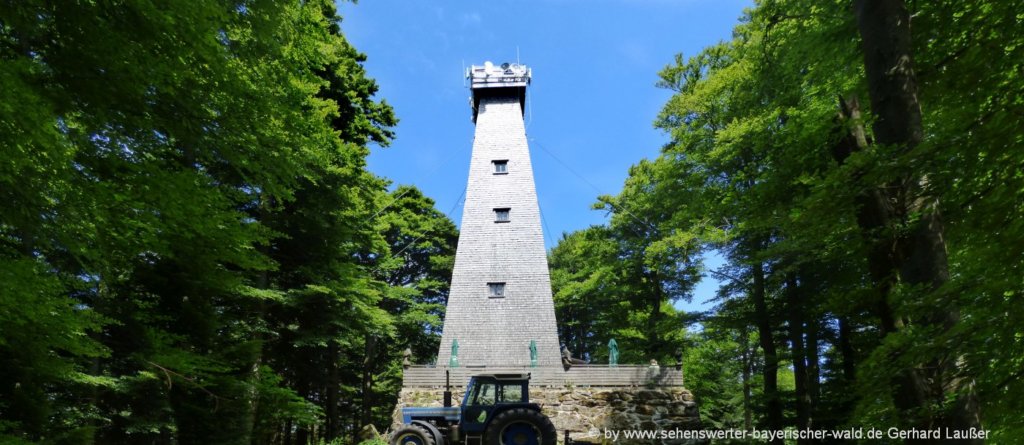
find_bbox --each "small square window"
[488,282,506,298]
[494,208,510,222]
[493,160,508,174]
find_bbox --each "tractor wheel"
[485,408,557,445]
[390,423,436,445]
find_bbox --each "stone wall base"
[392,387,703,444]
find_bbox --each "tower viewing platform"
[467,61,531,89]
[466,61,530,122]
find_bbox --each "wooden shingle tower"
[436,62,561,367]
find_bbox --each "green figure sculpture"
[608,338,619,367]
[449,339,459,368]
[529,340,538,368]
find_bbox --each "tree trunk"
[805,315,820,423]
[295,379,310,445]
[647,271,664,358]
[837,316,856,383]
[751,260,782,442]
[360,335,378,431]
[853,0,982,439]
[785,273,811,438]
[834,95,931,429]
[835,315,858,421]
[739,327,753,432]
[325,340,340,441]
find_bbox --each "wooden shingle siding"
[437,76,562,368]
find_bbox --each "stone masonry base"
[392,387,704,445]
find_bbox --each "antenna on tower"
[516,46,520,65]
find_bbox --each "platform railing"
[401,364,683,388]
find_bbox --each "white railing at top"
[467,63,531,88]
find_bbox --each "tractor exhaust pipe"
[443,370,452,407]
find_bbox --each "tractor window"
[499,384,525,403]
[471,382,496,405]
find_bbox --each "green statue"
[529,340,538,368]
[608,338,619,367]
[449,339,459,368]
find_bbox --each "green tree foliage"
[550,226,631,362]
[551,0,1023,440]
[549,156,703,365]
[357,185,458,434]
[0,1,455,444]
[549,210,698,365]
[681,324,752,435]
[594,160,703,360]
[369,185,458,363]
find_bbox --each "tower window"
[493,160,508,174]
[494,208,510,223]
[488,282,506,298]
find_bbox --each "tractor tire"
[390,423,436,445]
[484,408,557,445]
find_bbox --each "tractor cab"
[459,374,532,435]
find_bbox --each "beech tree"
[0,1,454,444]
[551,0,1023,441]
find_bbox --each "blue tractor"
[391,372,557,445]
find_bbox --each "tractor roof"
[471,373,531,381]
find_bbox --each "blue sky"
[338,0,751,312]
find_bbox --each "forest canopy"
[1,1,456,444]
[2,0,1023,444]
[550,0,1023,442]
